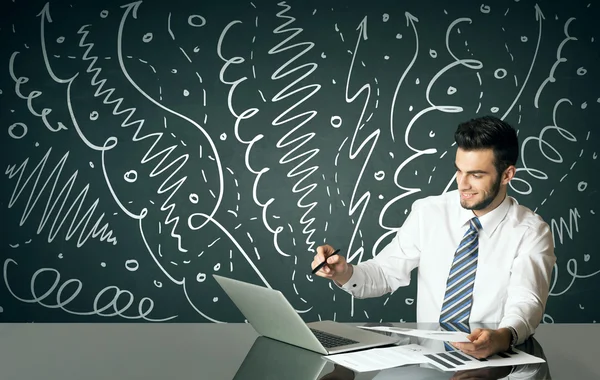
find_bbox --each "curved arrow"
[35,2,76,133]
[37,3,77,84]
[502,4,544,119]
[344,16,380,269]
[390,12,419,142]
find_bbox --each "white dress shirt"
[339,189,556,345]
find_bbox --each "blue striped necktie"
[440,321,471,351]
[439,217,482,324]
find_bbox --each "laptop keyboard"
[309,328,359,348]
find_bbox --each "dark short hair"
[454,115,519,175]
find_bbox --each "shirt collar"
[458,194,512,237]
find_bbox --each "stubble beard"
[460,173,502,211]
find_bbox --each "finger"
[321,244,334,255]
[461,339,487,351]
[454,346,480,359]
[455,343,491,360]
[320,246,337,262]
[311,257,328,274]
[313,253,325,262]
[327,254,340,264]
[316,246,327,262]
[313,266,333,278]
[452,342,478,352]
[470,350,491,360]
[311,257,321,270]
[468,329,491,344]
[472,331,491,346]
[311,259,329,272]
[467,328,483,341]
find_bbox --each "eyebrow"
[454,163,489,175]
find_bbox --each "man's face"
[455,148,503,213]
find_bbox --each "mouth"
[461,192,477,200]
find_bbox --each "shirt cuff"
[336,264,366,295]
[498,317,528,346]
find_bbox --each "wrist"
[507,326,518,346]
[336,263,354,285]
[498,328,513,351]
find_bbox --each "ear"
[502,165,516,184]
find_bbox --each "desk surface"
[0,322,597,380]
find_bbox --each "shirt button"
[352,284,357,287]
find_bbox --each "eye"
[472,174,482,179]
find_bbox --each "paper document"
[359,326,471,343]
[323,344,435,372]
[421,347,546,372]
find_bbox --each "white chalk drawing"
[4,147,117,247]
[3,258,176,321]
[0,0,597,324]
[8,122,28,139]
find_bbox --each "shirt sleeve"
[498,221,556,345]
[337,199,423,298]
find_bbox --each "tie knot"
[470,217,482,232]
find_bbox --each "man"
[311,116,556,359]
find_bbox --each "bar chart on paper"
[423,348,545,371]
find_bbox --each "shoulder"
[505,196,551,237]
[411,189,458,213]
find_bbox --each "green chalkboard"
[1,0,598,323]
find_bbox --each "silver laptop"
[213,274,399,355]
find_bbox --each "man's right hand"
[311,244,353,285]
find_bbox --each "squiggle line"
[550,257,600,297]
[511,98,576,195]
[3,258,176,321]
[77,24,187,249]
[40,3,223,254]
[432,10,540,190]
[534,15,574,109]
[216,17,312,315]
[4,147,117,247]
[8,50,68,133]
[550,208,580,247]
[378,15,482,254]
[5,4,72,134]
[269,1,321,252]
[38,2,216,253]
[436,16,485,194]
[119,2,223,231]
[217,20,289,257]
[137,215,226,323]
[344,16,380,270]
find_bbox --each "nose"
[457,173,471,190]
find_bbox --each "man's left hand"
[451,328,512,359]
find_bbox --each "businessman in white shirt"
[311,116,556,359]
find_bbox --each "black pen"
[311,249,340,274]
